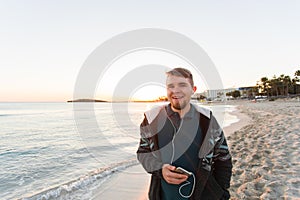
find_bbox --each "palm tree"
[294,70,300,94]
[292,78,299,94]
[257,71,300,96]
[277,74,291,96]
[283,75,291,96]
[259,77,269,96]
[269,77,279,96]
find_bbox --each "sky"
[0,0,299,102]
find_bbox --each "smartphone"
[173,167,192,176]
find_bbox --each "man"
[137,67,232,200]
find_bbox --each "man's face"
[166,75,195,110]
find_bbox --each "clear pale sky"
[0,1,299,102]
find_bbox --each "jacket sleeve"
[136,115,163,177]
[211,115,233,190]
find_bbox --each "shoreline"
[91,164,150,200]
[5,101,299,199]
[223,104,252,136]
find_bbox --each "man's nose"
[170,85,180,93]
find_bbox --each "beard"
[171,99,188,110]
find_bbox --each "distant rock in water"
[67,99,108,102]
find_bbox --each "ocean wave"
[0,113,44,117]
[0,114,13,117]
[21,159,139,200]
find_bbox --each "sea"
[0,102,239,200]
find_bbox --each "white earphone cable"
[179,172,196,198]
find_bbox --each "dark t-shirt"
[158,104,202,199]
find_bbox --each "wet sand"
[91,164,150,200]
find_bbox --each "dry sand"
[227,100,300,199]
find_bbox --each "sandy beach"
[228,100,300,199]
[97,100,300,199]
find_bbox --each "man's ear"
[193,86,197,93]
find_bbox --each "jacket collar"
[165,103,195,119]
[145,102,211,124]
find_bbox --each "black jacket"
[137,104,232,200]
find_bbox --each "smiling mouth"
[172,96,183,99]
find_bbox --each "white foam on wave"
[223,112,240,128]
[22,159,138,200]
[199,104,240,128]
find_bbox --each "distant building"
[238,86,258,98]
[202,88,236,100]
[194,86,259,101]
[191,93,205,100]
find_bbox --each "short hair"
[166,67,194,87]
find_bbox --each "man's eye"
[179,83,187,87]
